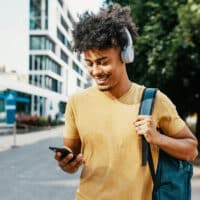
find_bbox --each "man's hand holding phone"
[50,146,85,173]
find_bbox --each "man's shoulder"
[131,82,146,97]
[69,87,98,101]
[132,82,145,91]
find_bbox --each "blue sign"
[5,92,16,125]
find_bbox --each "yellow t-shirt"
[63,83,185,200]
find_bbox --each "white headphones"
[121,27,134,63]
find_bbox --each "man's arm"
[156,125,198,161]
[134,115,198,161]
[55,138,85,173]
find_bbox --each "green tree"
[104,0,200,142]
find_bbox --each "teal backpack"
[139,88,193,200]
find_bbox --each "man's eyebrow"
[96,57,107,61]
[84,59,91,62]
[85,57,108,62]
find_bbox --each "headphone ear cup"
[121,45,134,63]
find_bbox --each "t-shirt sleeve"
[154,90,185,136]
[63,96,80,139]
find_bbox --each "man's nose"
[92,65,103,76]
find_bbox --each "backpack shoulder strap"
[139,88,157,184]
[139,88,157,116]
[139,88,157,166]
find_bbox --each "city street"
[0,126,200,200]
[0,126,80,200]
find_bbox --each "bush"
[38,117,49,127]
[16,114,40,127]
[16,113,64,128]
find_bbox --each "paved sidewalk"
[193,166,200,177]
[192,165,200,200]
[0,125,64,152]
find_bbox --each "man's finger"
[55,152,62,160]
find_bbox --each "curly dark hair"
[73,3,138,53]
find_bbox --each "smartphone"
[49,146,76,162]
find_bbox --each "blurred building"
[0,0,92,121]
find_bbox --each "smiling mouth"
[95,75,110,85]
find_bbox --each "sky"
[66,0,105,16]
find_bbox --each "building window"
[30,35,55,52]
[39,75,42,86]
[34,95,37,111]
[29,56,32,70]
[29,55,45,70]
[67,41,72,51]
[29,55,61,75]
[67,11,75,25]
[57,28,65,44]
[30,0,48,30]
[57,28,72,51]
[29,75,32,84]
[58,0,63,7]
[45,0,48,29]
[30,36,44,50]
[73,62,83,76]
[45,75,62,93]
[30,0,42,30]
[77,53,81,61]
[34,75,38,86]
[0,99,5,112]
[45,76,51,89]
[61,16,69,33]
[38,75,63,93]
[77,78,81,87]
[61,50,68,64]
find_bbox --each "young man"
[55,4,198,200]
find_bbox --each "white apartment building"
[0,0,92,121]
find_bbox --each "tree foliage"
[104,0,200,137]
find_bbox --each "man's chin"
[97,85,112,91]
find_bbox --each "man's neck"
[104,79,132,99]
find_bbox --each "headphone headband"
[121,27,134,63]
[124,27,133,47]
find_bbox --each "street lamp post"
[5,92,18,148]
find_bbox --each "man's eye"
[86,62,93,67]
[101,62,108,66]
[98,61,109,66]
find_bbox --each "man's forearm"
[157,132,198,161]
